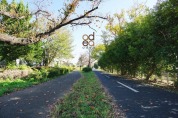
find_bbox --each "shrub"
[28,70,43,80]
[94,63,98,69]
[6,63,17,69]
[82,67,92,72]
[61,68,69,74]
[47,67,61,78]
[18,65,30,70]
[40,68,49,78]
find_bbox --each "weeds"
[0,67,72,96]
[51,72,113,118]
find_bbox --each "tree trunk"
[121,69,126,75]
[145,68,155,81]
[116,68,119,75]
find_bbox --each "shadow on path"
[0,71,81,118]
[94,71,178,118]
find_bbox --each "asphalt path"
[94,70,178,118]
[0,71,81,118]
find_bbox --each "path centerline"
[117,81,139,93]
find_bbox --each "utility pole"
[88,47,93,67]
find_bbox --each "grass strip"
[0,77,52,96]
[51,71,114,118]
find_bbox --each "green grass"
[0,78,33,96]
[0,77,54,96]
[0,78,52,96]
[51,71,113,118]
[0,67,72,96]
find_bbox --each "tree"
[0,0,35,64]
[106,10,126,37]
[77,53,88,70]
[0,0,106,45]
[91,44,105,60]
[43,29,73,66]
[98,0,178,81]
[24,42,43,66]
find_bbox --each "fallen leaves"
[38,112,43,115]
[50,72,115,117]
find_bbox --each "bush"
[6,64,30,70]
[27,67,71,79]
[6,63,17,69]
[18,65,30,70]
[82,67,92,72]
[47,67,61,78]
[94,63,98,69]
[40,68,49,78]
[28,70,43,80]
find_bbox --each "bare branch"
[31,9,51,17]
[71,21,92,26]
[0,33,37,45]
[36,6,107,38]
[87,25,97,32]
[0,11,25,19]
[0,0,106,45]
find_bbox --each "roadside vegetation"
[0,0,74,96]
[97,0,178,88]
[82,67,92,72]
[51,71,118,118]
[0,66,73,96]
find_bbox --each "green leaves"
[98,0,178,80]
[0,0,35,64]
[91,44,105,60]
[43,28,73,66]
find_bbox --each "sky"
[7,0,158,64]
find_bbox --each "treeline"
[98,0,178,81]
[0,0,72,67]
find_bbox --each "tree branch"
[0,33,37,45]
[0,1,106,45]
[0,11,25,19]
[70,21,92,26]
[36,6,107,38]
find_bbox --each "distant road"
[94,71,178,118]
[0,71,81,118]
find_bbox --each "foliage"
[82,67,92,72]
[77,53,89,67]
[6,64,30,70]
[91,44,105,60]
[0,67,72,96]
[0,0,30,62]
[94,63,98,69]
[98,0,178,81]
[24,42,43,66]
[43,28,73,66]
[47,67,70,78]
[51,72,114,118]
[0,0,43,65]
[0,0,104,45]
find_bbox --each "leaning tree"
[0,0,106,45]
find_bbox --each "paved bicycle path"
[94,70,178,118]
[0,71,81,118]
